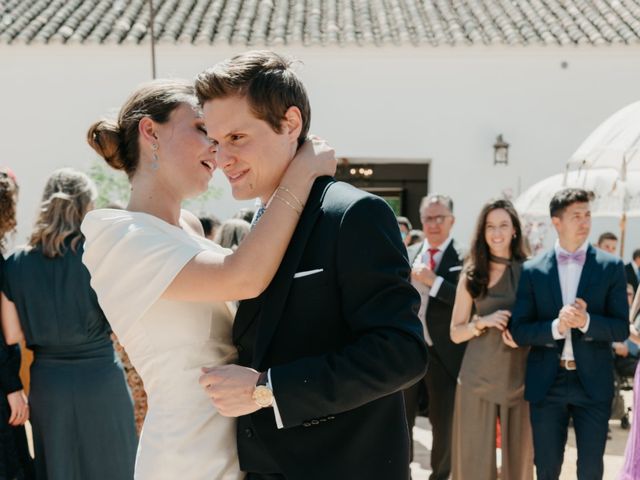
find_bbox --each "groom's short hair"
[195,50,311,148]
[549,188,594,218]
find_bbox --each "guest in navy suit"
[510,188,629,480]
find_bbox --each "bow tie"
[557,250,586,266]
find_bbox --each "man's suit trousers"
[426,348,457,480]
[530,369,611,480]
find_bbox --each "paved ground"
[411,389,632,479]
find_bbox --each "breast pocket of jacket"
[287,270,330,309]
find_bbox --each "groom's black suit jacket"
[233,177,428,480]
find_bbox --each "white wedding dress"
[81,209,242,480]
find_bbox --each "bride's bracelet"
[272,194,302,215]
[276,186,305,211]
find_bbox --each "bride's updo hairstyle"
[87,80,196,178]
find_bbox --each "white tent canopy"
[515,169,640,218]
[568,101,640,177]
[517,99,640,257]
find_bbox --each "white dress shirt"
[411,236,452,346]
[551,239,591,361]
[267,370,284,429]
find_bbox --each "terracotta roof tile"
[1,0,640,46]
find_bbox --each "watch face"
[252,385,273,408]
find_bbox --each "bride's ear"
[139,117,158,145]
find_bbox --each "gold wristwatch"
[252,371,274,408]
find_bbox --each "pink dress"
[620,364,640,479]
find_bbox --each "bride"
[82,79,335,479]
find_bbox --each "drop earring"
[151,143,159,171]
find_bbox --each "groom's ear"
[282,106,302,144]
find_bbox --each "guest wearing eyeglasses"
[403,194,465,480]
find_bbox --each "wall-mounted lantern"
[493,134,509,166]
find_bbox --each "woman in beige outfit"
[450,199,533,480]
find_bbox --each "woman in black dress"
[1,168,136,480]
[0,168,33,480]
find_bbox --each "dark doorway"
[335,161,429,228]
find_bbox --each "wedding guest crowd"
[0,168,33,479]
[400,188,636,480]
[1,168,137,479]
[406,229,426,247]
[397,216,412,245]
[199,214,221,241]
[612,283,640,381]
[232,207,255,224]
[596,231,619,254]
[1,164,639,480]
[626,249,640,293]
[213,218,250,250]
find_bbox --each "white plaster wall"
[1,44,639,259]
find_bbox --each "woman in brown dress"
[450,199,533,480]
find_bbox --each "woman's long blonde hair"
[29,168,97,258]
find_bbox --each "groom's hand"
[199,364,262,417]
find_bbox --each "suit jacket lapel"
[546,250,564,312]
[576,245,596,299]
[252,177,331,367]
[435,241,457,275]
[544,251,565,351]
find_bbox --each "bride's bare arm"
[164,138,335,302]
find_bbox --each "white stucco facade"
[1,44,639,258]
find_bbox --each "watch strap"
[256,370,269,387]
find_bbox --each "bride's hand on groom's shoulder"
[199,364,262,417]
[291,136,337,179]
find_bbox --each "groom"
[510,188,629,479]
[195,51,428,479]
